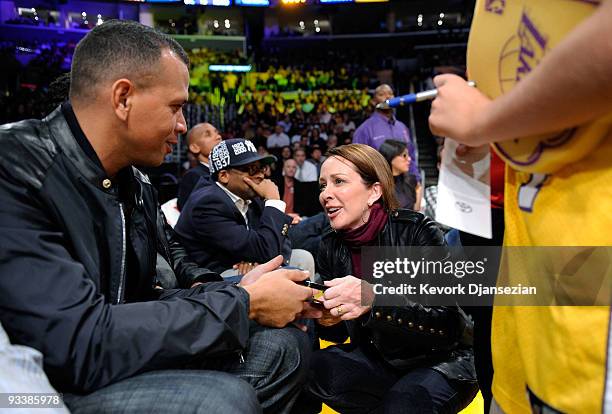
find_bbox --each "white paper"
[435,139,492,239]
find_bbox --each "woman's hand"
[317,307,344,327]
[321,276,375,320]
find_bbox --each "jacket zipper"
[117,202,127,304]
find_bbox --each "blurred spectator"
[273,146,293,180]
[379,139,419,211]
[340,112,356,132]
[327,134,339,150]
[353,84,421,183]
[177,122,222,211]
[319,106,332,124]
[294,148,318,182]
[273,158,301,224]
[308,144,326,177]
[278,114,292,133]
[268,124,290,148]
[309,127,327,148]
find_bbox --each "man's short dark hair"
[70,19,189,101]
[45,72,71,112]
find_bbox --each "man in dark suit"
[177,122,221,210]
[176,138,293,275]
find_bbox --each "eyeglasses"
[231,163,267,176]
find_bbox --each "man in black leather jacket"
[0,20,318,414]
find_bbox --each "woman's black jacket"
[316,208,476,382]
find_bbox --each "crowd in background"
[0,39,419,213]
[0,38,433,200]
[0,40,75,123]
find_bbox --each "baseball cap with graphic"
[209,138,277,176]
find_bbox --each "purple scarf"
[339,203,388,278]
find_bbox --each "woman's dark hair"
[325,144,399,211]
[378,139,407,167]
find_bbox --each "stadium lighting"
[281,0,306,5]
[437,19,443,25]
[235,0,270,5]
[315,27,321,32]
[439,12,445,18]
[209,64,252,72]
[185,0,231,4]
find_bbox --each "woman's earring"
[361,205,370,224]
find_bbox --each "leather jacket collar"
[44,106,148,206]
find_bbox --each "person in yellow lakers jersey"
[428,1,612,412]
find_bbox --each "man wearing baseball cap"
[176,138,294,280]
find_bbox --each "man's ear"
[189,142,201,155]
[111,78,134,122]
[217,170,230,185]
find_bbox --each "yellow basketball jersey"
[468,0,612,175]
[467,1,612,412]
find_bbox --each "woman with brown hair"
[302,144,477,413]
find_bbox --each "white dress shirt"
[267,133,290,148]
[295,161,319,182]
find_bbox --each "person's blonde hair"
[325,144,400,211]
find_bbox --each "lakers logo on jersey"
[494,10,582,173]
[484,0,505,15]
[494,8,608,174]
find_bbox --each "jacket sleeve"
[190,200,293,264]
[314,233,349,343]
[315,232,336,282]
[361,299,469,357]
[157,208,223,288]
[0,177,251,394]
